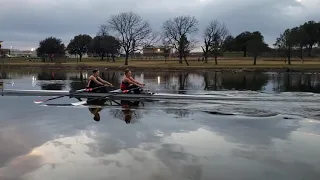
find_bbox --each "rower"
[120,68,144,94]
[87,69,113,93]
[121,100,140,124]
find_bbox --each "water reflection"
[86,98,144,124]
[69,71,121,91]
[69,71,86,91]
[221,72,269,91]
[2,69,320,93]
[273,73,320,93]
[1,85,320,179]
[110,100,143,124]
[0,69,7,79]
[87,98,108,122]
[37,70,67,90]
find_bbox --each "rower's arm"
[91,77,104,86]
[97,77,113,86]
[129,77,144,86]
[125,78,142,87]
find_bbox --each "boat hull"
[0,88,243,101]
[1,89,155,100]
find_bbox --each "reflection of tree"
[203,72,269,91]
[274,73,320,93]
[156,71,269,92]
[37,70,67,90]
[69,71,86,91]
[178,73,189,94]
[0,69,7,79]
[161,73,190,94]
[69,71,121,91]
[101,72,121,88]
[162,73,171,89]
[203,72,222,91]
[109,100,143,124]
[220,72,268,91]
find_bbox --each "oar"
[33,86,107,104]
[71,87,142,106]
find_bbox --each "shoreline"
[1,63,320,72]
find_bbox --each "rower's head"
[92,69,99,76]
[93,113,100,121]
[124,68,131,77]
[89,108,101,121]
[124,114,132,123]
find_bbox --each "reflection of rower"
[121,100,141,124]
[89,107,103,121]
[88,95,109,122]
[120,68,144,94]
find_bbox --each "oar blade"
[34,100,45,104]
[71,101,87,106]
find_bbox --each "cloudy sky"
[0,0,319,51]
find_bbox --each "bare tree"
[161,38,173,63]
[162,16,198,64]
[201,20,229,65]
[106,12,154,65]
[97,24,108,36]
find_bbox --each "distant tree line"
[36,11,320,65]
[274,21,320,64]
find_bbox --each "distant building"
[9,49,35,57]
[65,52,89,58]
[0,48,37,58]
[1,49,11,57]
[142,46,173,57]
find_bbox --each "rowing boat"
[1,88,318,103]
[0,88,241,101]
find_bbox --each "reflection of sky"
[1,71,320,179]
[0,98,320,179]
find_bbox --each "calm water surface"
[0,69,320,180]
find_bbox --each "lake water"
[0,69,320,180]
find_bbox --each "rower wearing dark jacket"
[87,69,113,93]
[120,68,144,94]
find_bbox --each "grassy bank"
[1,57,320,72]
